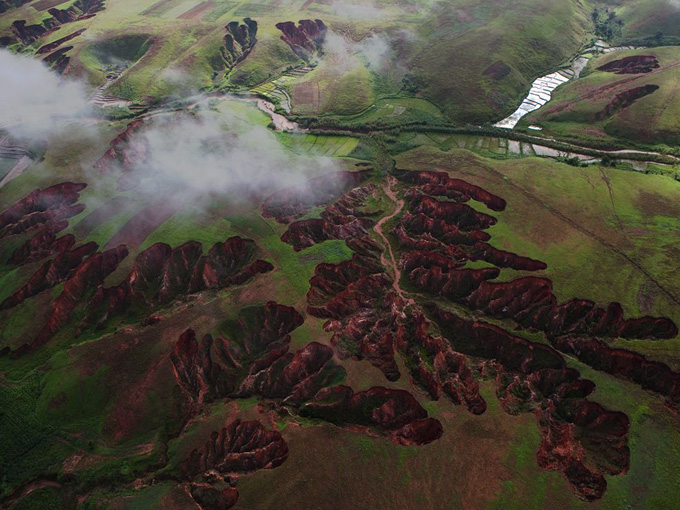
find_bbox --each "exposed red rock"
[396,313,486,414]
[598,55,660,74]
[93,120,146,174]
[10,19,49,45]
[430,305,565,373]
[42,46,72,74]
[10,0,103,46]
[222,18,257,69]
[463,277,677,339]
[189,485,239,510]
[48,0,105,25]
[183,420,287,509]
[470,242,547,271]
[281,185,376,251]
[409,194,497,231]
[537,399,629,501]
[170,302,306,405]
[404,257,500,300]
[307,254,401,379]
[36,27,86,54]
[236,341,345,406]
[429,303,629,500]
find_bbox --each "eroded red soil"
[275,19,327,62]
[596,84,659,120]
[0,182,86,239]
[222,18,257,69]
[598,55,660,74]
[269,168,677,500]
[263,170,370,224]
[82,236,273,332]
[183,419,288,510]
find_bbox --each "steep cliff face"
[392,170,676,342]
[170,302,306,406]
[1,242,98,311]
[48,0,104,24]
[169,301,441,448]
[464,277,677,339]
[184,419,289,478]
[42,46,72,74]
[8,224,74,266]
[554,336,680,409]
[222,18,257,69]
[395,169,507,211]
[275,19,327,62]
[93,120,147,175]
[25,245,128,353]
[36,28,86,55]
[10,19,49,45]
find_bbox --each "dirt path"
[2,480,62,508]
[599,167,624,232]
[374,176,415,306]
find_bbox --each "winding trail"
[374,176,415,307]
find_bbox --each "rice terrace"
[2,0,680,509]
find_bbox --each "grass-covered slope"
[406,0,590,124]
[522,47,680,147]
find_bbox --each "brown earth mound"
[596,84,659,120]
[483,60,512,80]
[598,55,660,74]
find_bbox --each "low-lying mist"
[123,108,340,204]
[0,49,91,141]
[1,46,344,208]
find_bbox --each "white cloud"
[0,49,91,140]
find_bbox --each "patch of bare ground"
[234,405,542,510]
